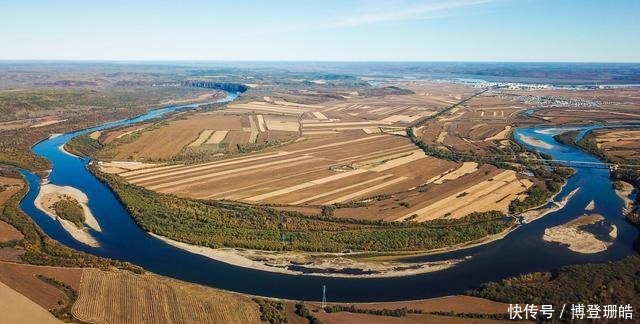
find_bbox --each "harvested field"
[366,150,427,172]
[323,177,408,204]
[256,114,266,132]
[334,295,509,315]
[119,130,506,221]
[102,123,152,144]
[427,162,479,185]
[264,115,300,132]
[593,128,640,160]
[0,261,82,310]
[0,176,23,205]
[72,269,261,324]
[303,121,391,128]
[109,114,243,160]
[294,295,509,323]
[112,83,534,222]
[312,111,328,120]
[302,130,340,136]
[312,310,508,324]
[362,127,382,134]
[98,161,162,175]
[484,125,512,141]
[120,134,456,219]
[396,170,533,222]
[0,281,64,324]
[380,112,435,123]
[188,129,214,147]
[0,247,24,262]
[205,130,229,144]
[228,101,313,115]
[0,220,23,242]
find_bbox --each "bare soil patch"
[0,261,82,310]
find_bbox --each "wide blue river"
[18,93,638,302]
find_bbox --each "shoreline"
[614,180,635,214]
[520,185,578,224]
[58,144,80,158]
[34,183,101,247]
[149,233,464,278]
[143,181,578,272]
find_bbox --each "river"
[18,93,638,302]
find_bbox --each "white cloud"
[255,0,497,35]
[330,0,496,28]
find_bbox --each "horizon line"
[1,59,640,64]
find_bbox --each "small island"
[34,183,101,247]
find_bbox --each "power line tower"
[322,285,327,309]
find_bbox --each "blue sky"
[1,0,639,62]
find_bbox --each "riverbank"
[34,184,101,247]
[58,144,80,158]
[615,180,635,214]
[149,233,464,278]
[520,186,577,224]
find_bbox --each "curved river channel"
[19,92,638,302]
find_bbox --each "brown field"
[105,109,302,160]
[72,269,261,324]
[0,176,23,204]
[0,247,25,262]
[290,295,510,324]
[188,129,215,147]
[333,165,532,222]
[0,281,63,324]
[228,101,318,115]
[264,115,300,132]
[397,170,532,222]
[206,130,230,144]
[418,91,525,154]
[109,81,536,222]
[107,114,243,160]
[0,176,24,243]
[121,134,469,220]
[0,220,23,242]
[0,261,83,310]
[593,128,640,160]
[313,312,508,324]
[102,123,152,144]
[341,295,508,314]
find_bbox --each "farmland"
[88,85,556,259]
[92,111,300,162]
[72,269,262,324]
[415,89,527,156]
[592,128,640,161]
[100,81,536,225]
[289,295,511,324]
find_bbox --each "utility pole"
[322,285,327,309]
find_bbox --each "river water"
[18,94,638,302]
